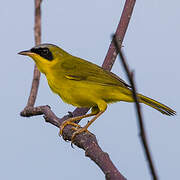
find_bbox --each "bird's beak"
[18,50,34,56]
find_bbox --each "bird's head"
[18,43,69,74]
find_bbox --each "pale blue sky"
[0,0,179,179]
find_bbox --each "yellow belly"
[47,76,98,107]
[46,73,133,108]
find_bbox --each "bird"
[18,43,176,141]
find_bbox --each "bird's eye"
[42,48,49,55]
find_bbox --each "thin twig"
[102,0,136,70]
[25,0,42,108]
[113,35,158,180]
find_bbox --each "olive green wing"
[61,56,130,88]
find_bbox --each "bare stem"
[102,0,136,70]
[25,0,42,107]
[113,35,158,180]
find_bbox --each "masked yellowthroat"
[19,44,176,140]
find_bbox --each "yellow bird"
[19,44,176,140]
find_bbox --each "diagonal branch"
[21,105,126,180]
[102,0,136,70]
[21,0,136,179]
[113,35,158,180]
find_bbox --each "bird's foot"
[71,126,91,145]
[59,120,81,136]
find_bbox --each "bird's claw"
[59,120,81,136]
[70,127,90,146]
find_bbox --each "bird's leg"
[71,101,107,144]
[59,107,99,136]
[71,110,105,143]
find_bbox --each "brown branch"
[102,0,136,70]
[21,106,126,180]
[21,0,136,179]
[24,0,42,108]
[113,35,158,180]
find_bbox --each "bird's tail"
[138,94,176,116]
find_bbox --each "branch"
[21,105,126,180]
[21,0,136,179]
[113,35,158,180]
[25,0,42,108]
[102,0,136,70]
